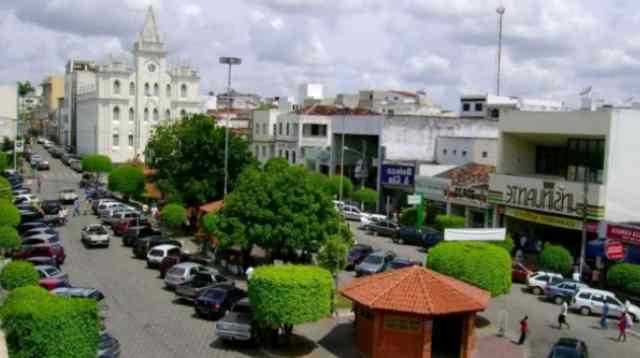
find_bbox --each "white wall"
[499,109,610,136]
[0,84,17,140]
[436,137,497,166]
[498,133,536,175]
[76,98,98,156]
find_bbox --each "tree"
[538,243,573,275]
[352,188,378,210]
[0,200,20,227]
[161,203,186,234]
[0,177,13,201]
[0,261,39,290]
[2,137,13,152]
[18,81,35,97]
[326,175,353,199]
[0,151,8,172]
[81,154,112,183]
[317,235,349,276]
[211,159,347,261]
[607,264,640,295]
[108,164,145,200]
[0,226,20,256]
[145,114,254,207]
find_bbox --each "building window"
[262,123,267,135]
[112,106,120,121]
[261,146,266,157]
[129,108,135,122]
[535,146,567,178]
[112,131,119,147]
[293,123,298,135]
[302,124,328,137]
[153,83,159,97]
[165,110,171,121]
[462,150,467,157]
[181,84,188,98]
[128,133,134,147]
[443,149,447,155]
[566,138,605,183]
[462,103,470,111]
[166,84,171,97]
[292,151,296,164]
[286,123,290,136]
[255,125,259,135]
[278,149,283,157]
[153,108,159,121]
[475,103,483,111]
[482,151,488,158]
[278,123,283,135]
[272,124,277,136]
[285,150,289,161]
[453,150,457,156]
[180,109,187,117]
[144,83,150,96]
[129,82,135,96]
[144,108,149,121]
[490,108,500,119]
[113,80,121,95]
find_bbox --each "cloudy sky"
[1,0,639,110]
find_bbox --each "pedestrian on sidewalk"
[73,199,81,216]
[558,301,571,329]
[617,313,627,342]
[600,301,609,329]
[518,316,528,345]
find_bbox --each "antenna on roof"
[625,97,634,104]
[579,86,592,96]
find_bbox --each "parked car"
[36,160,50,170]
[114,216,148,236]
[570,288,640,322]
[97,202,127,217]
[341,205,365,221]
[14,194,40,206]
[69,158,82,172]
[92,198,118,214]
[58,188,78,204]
[392,226,442,248]
[147,244,181,268]
[61,153,74,166]
[97,332,121,358]
[103,210,140,228]
[526,271,564,295]
[14,244,66,266]
[545,280,590,304]
[215,298,254,341]
[30,154,42,166]
[512,262,533,284]
[19,209,44,223]
[23,226,59,240]
[364,219,399,237]
[21,233,61,248]
[35,265,69,290]
[25,256,58,267]
[133,237,180,259]
[346,244,374,270]
[81,224,110,248]
[194,285,246,319]
[164,262,215,289]
[388,256,419,271]
[12,188,31,196]
[158,254,209,278]
[355,250,396,277]
[17,220,49,235]
[175,272,232,302]
[51,287,108,319]
[40,199,63,215]
[548,338,588,358]
[122,225,160,247]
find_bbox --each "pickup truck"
[174,272,231,302]
[215,298,254,342]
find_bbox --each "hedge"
[607,263,640,295]
[0,199,20,227]
[491,234,515,254]
[538,243,573,275]
[434,214,466,231]
[160,203,187,230]
[0,261,40,290]
[80,154,112,173]
[1,286,100,358]
[0,225,21,253]
[352,188,378,210]
[399,207,417,226]
[427,242,511,297]
[248,265,333,326]
[0,177,12,201]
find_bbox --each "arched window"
[129,107,134,122]
[180,109,187,117]
[112,106,120,121]
[180,84,188,98]
[144,108,149,121]
[166,84,171,97]
[129,82,135,96]
[144,83,150,96]
[113,80,121,95]
[153,83,159,96]
[165,109,171,121]
[112,130,119,147]
[128,132,134,147]
[153,108,159,121]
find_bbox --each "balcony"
[488,174,605,220]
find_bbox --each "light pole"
[496,5,506,95]
[579,168,591,278]
[219,57,241,197]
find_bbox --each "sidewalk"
[473,330,528,358]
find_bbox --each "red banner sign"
[607,225,640,246]
[606,240,625,260]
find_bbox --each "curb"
[628,329,640,338]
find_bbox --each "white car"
[341,205,365,221]
[570,288,639,322]
[30,154,42,166]
[526,271,563,295]
[81,224,110,247]
[360,213,387,226]
[146,244,181,268]
[14,194,40,206]
[58,189,78,204]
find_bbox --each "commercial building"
[460,94,564,121]
[34,75,65,141]
[0,84,18,141]
[62,59,97,149]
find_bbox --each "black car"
[20,210,44,223]
[346,244,374,270]
[364,219,399,237]
[393,226,442,248]
[41,200,63,215]
[122,225,160,247]
[548,338,588,358]
[194,285,246,319]
[132,236,180,259]
[17,220,49,234]
[389,257,419,271]
[98,332,121,358]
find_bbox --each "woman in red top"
[518,316,528,345]
[618,313,627,342]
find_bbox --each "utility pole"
[360,140,366,188]
[339,116,346,201]
[579,168,590,277]
[496,5,506,95]
[219,57,242,197]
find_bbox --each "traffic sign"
[407,194,422,205]
[606,240,625,260]
[14,140,24,153]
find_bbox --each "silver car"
[34,265,69,284]
[355,250,396,277]
[81,224,110,247]
[164,262,214,290]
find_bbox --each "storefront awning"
[505,207,583,231]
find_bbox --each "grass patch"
[335,294,352,310]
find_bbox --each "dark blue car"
[194,285,246,319]
[393,227,442,248]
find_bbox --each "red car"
[14,245,66,266]
[114,217,143,236]
[512,262,532,283]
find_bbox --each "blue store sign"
[381,164,415,186]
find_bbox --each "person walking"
[600,301,609,329]
[518,316,528,345]
[73,199,81,216]
[558,301,571,329]
[617,313,627,342]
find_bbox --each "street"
[30,146,639,358]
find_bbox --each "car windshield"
[550,346,582,358]
[204,289,226,299]
[148,249,163,257]
[363,255,383,265]
[168,267,185,275]
[44,267,59,276]
[89,227,107,234]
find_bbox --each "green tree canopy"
[200,212,216,236]
[0,177,13,201]
[0,151,8,173]
[145,114,254,207]
[108,164,145,199]
[0,200,20,227]
[326,175,353,199]
[18,81,35,96]
[0,261,39,290]
[538,243,573,275]
[317,235,349,276]
[352,188,378,210]
[211,159,347,261]
[607,263,640,295]
[0,226,20,254]
[434,214,466,231]
[81,154,112,174]
[161,203,187,232]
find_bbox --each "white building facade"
[0,84,17,141]
[75,7,201,162]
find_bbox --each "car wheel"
[580,306,591,316]
[532,287,542,295]
[398,238,404,245]
[554,296,564,305]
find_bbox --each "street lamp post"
[219,57,242,197]
[579,168,591,278]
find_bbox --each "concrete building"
[216,90,258,110]
[489,108,640,257]
[251,109,280,163]
[34,75,65,140]
[63,59,97,149]
[0,84,18,141]
[75,7,201,162]
[460,94,564,121]
[436,137,497,167]
[357,89,443,116]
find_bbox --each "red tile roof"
[436,163,495,187]
[340,266,490,315]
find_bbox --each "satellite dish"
[580,86,592,96]
[625,97,634,103]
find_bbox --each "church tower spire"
[134,6,165,54]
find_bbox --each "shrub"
[81,154,112,173]
[427,242,511,297]
[399,207,417,226]
[1,286,100,358]
[249,265,333,327]
[491,234,515,254]
[327,175,353,199]
[352,188,378,210]
[607,263,640,295]
[0,199,19,227]
[0,151,8,172]
[434,214,465,231]
[0,261,40,290]
[108,164,145,199]
[0,176,12,201]
[0,225,21,253]
[161,203,187,231]
[538,243,573,275]
[317,235,349,275]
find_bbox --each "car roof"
[174,262,200,269]
[534,271,563,277]
[52,287,98,296]
[152,244,179,251]
[23,233,57,239]
[576,287,614,295]
[34,265,58,271]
